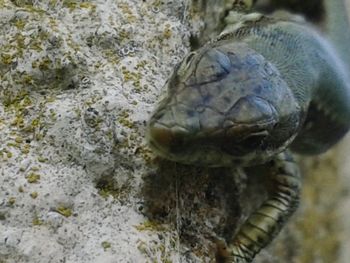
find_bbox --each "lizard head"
[147,42,302,166]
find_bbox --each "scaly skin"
[147,14,350,262]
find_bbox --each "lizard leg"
[218,151,301,263]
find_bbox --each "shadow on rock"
[141,160,269,260]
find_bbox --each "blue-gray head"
[147,41,302,166]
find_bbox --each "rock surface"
[0,1,350,263]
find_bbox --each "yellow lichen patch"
[49,108,57,121]
[80,2,96,11]
[14,136,23,144]
[30,166,40,172]
[118,28,131,40]
[14,19,26,30]
[5,150,13,159]
[3,90,31,112]
[26,172,40,183]
[56,205,72,217]
[120,65,150,93]
[2,89,51,147]
[32,56,52,71]
[0,0,7,8]
[117,110,134,129]
[97,187,110,199]
[1,53,14,65]
[30,192,38,199]
[62,0,77,10]
[37,156,48,163]
[0,212,6,221]
[32,216,43,226]
[21,144,31,154]
[7,142,20,149]
[102,49,120,65]
[95,176,131,201]
[135,60,148,70]
[3,90,32,136]
[18,186,24,193]
[163,24,172,39]
[8,197,16,206]
[135,145,153,164]
[136,238,175,263]
[134,220,167,232]
[152,0,162,7]
[101,241,111,251]
[14,34,26,57]
[11,116,24,128]
[118,2,137,23]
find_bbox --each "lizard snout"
[228,95,278,126]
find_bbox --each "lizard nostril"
[230,95,277,125]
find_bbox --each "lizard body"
[147,13,350,263]
[221,14,350,154]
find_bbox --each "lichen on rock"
[0,0,191,262]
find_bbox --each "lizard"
[146,10,350,263]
